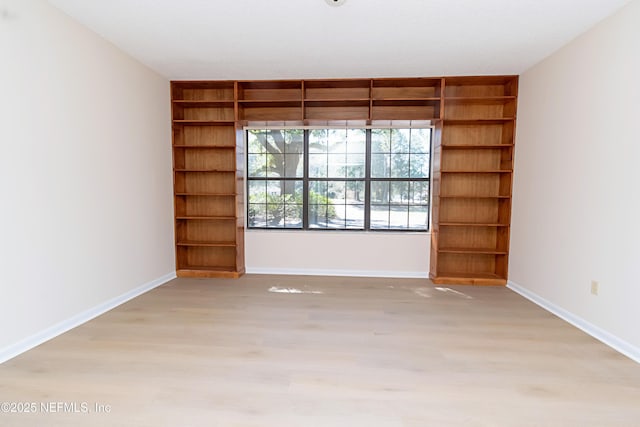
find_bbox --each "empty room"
[1,0,639,426]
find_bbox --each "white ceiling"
[48,0,630,80]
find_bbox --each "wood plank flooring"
[1,275,639,426]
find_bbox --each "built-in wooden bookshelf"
[171,81,244,278]
[430,76,518,285]
[170,76,517,284]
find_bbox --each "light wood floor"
[1,275,639,426]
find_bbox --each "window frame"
[245,126,432,232]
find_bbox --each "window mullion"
[303,130,309,229]
[365,129,372,230]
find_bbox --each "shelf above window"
[442,144,513,149]
[439,222,510,227]
[304,79,370,101]
[441,170,513,173]
[175,192,237,197]
[174,169,236,173]
[372,78,442,99]
[304,100,369,120]
[176,240,237,247]
[172,120,235,126]
[237,80,302,102]
[438,247,508,255]
[171,81,235,102]
[443,118,515,125]
[238,101,302,121]
[173,145,236,149]
[175,215,236,220]
[439,195,511,199]
[172,100,234,108]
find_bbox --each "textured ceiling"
[48,0,631,80]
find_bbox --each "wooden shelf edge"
[175,193,237,196]
[177,268,244,279]
[429,274,506,286]
[442,144,514,149]
[173,145,236,149]
[439,222,510,227]
[441,170,513,174]
[176,241,237,247]
[443,118,515,124]
[238,100,301,104]
[372,97,440,101]
[304,98,371,103]
[444,96,517,102]
[438,248,508,255]
[173,120,235,126]
[173,100,234,106]
[439,195,511,199]
[175,216,236,220]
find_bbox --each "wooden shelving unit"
[371,78,442,120]
[171,81,245,278]
[430,76,518,285]
[237,80,303,122]
[303,79,370,121]
[233,78,445,125]
[169,76,517,284]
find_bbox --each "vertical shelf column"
[171,81,245,278]
[430,76,518,285]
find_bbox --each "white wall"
[246,231,429,278]
[0,0,174,359]
[510,0,640,358]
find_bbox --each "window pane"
[248,153,266,177]
[370,180,426,230]
[371,181,390,204]
[409,205,428,229]
[328,129,347,147]
[309,181,332,228]
[283,129,304,153]
[309,180,364,229]
[247,130,267,154]
[346,129,366,153]
[370,204,390,229]
[409,181,429,205]
[389,205,410,229]
[284,153,304,177]
[248,204,266,227]
[390,181,409,203]
[390,153,410,178]
[309,153,327,178]
[371,153,390,178]
[248,179,302,228]
[249,129,304,178]
[328,181,345,201]
[327,153,346,178]
[410,153,429,178]
[345,204,365,229]
[410,128,430,154]
[345,180,365,204]
[309,180,328,199]
[391,129,411,153]
[309,129,328,151]
[346,153,365,178]
[248,180,267,200]
[282,181,303,228]
[371,129,391,153]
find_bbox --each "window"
[247,127,431,231]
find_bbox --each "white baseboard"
[0,272,176,364]
[507,280,640,364]
[246,267,428,279]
